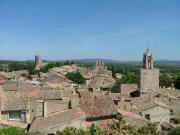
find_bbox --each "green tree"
[110,79,121,93]
[56,127,76,135]
[111,115,138,135]
[64,60,70,65]
[54,116,161,135]
[111,66,116,78]
[168,127,180,135]
[0,127,29,135]
[160,73,173,88]
[55,127,89,135]
[174,75,180,90]
[120,71,137,84]
[174,117,180,124]
[66,71,85,84]
[138,122,160,135]
[39,63,61,73]
[27,66,39,75]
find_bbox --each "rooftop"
[29,108,85,133]
[79,95,118,119]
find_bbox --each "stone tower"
[138,48,159,96]
[35,55,41,69]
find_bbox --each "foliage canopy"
[66,71,85,84]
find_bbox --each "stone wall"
[36,100,44,118]
[138,68,159,94]
[26,100,36,123]
[118,100,132,111]
[1,112,8,120]
[141,106,170,124]
[36,99,74,118]
[120,84,138,95]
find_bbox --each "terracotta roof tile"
[79,96,118,119]
[29,109,85,133]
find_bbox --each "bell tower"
[138,48,159,96]
[143,48,153,69]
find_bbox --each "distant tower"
[95,60,105,70]
[138,48,159,96]
[143,48,154,69]
[35,55,41,69]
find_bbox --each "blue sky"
[0,0,180,61]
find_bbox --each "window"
[170,110,174,115]
[170,118,175,124]
[9,111,21,120]
[145,114,150,120]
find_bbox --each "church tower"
[138,48,159,96]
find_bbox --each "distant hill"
[0,59,180,66]
[155,60,180,66]
[71,59,180,66]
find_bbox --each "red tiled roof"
[79,96,118,119]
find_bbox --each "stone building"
[29,91,85,134]
[128,96,172,130]
[79,95,118,129]
[138,48,159,96]
[136,100,170,124]
[0,91,36,129]
[29,108,86,134]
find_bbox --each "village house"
[0,91,36,129]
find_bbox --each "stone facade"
[140,105,170,125]
[35,99,70,117]
[138,68,159,94]
[36,100,44,118]
[26,100,36,124]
